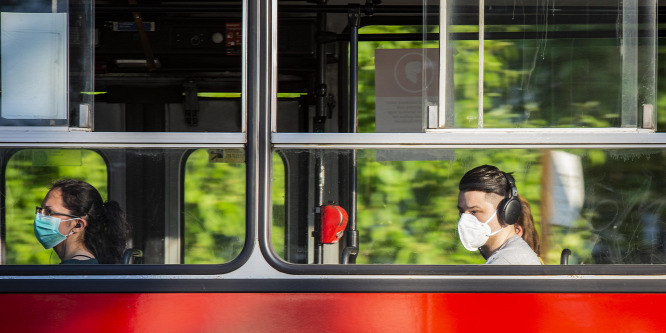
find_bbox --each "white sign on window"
[375,48,452,161]
[375,48,438,132]
[1,12,67,120]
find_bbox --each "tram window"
[183,149,246,264]
[92,4,245,133]
[447,22,654,129]
[275,2,656,133]
[4,149,107,264]
[272,148,666,265]
[1,1,244,132]
[2,148,246,265]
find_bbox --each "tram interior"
[0,0,665,266]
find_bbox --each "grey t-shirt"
[485,234,541,265]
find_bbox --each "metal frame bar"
[0,132,245,146]
[273,131,666,148]
[435,0,447,128]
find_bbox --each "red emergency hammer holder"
[320,204,348,244]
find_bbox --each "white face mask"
[457,211,503,251]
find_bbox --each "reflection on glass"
[359,22,654,130]
[453,3,655,129]
[272,148,666,265]
[480,33,624,128]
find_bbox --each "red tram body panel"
[1,293,664,332]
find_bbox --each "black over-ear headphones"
[498,172,521,225]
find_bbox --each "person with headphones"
[457,165,541,264]
[34,179,130,264]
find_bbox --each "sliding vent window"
[429,0,657,130]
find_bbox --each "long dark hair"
[516,195,540,256]
[49,179,130,264]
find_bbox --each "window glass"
[272,148,666,265]
[360,26,438,134]
[93,5,244,132]
[0,1,243,132]
[272,153,286,259]
[5,149,107,264]
[2,148,246,265]
[0,0,89,127]
[441,1,657,129]
[183,149,246,264]
[275,3,438,134]
[275,2,657,133]
[475,26,638,128]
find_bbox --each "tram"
[0,0,665,331]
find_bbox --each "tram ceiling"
[92,2,666,53]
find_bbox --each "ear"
[514,224,524,237]
[74,218,88,230]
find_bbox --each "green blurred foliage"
[359,24,628,130]
[272,153,286,259]
[183,149,245,264]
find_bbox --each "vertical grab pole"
[311,1,328,265]
[349,5,360,133]
[313,153,324,264]
[316,0,328,120]
[342,5,361,264]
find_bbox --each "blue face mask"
[34,213,76,249]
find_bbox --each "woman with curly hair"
[34,179,130,264]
